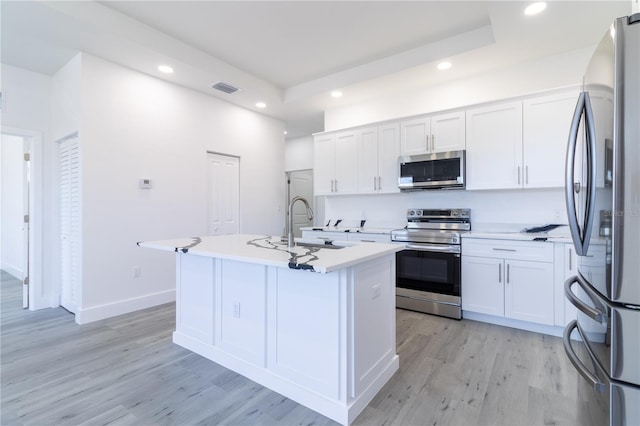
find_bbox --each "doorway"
[206,152,240,235]
[1,133,29,307]
[286,169,314,238]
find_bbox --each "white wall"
[1,134,25,278]
[324,47,592,131]
[76,54,285,322]
[285,135,314,171]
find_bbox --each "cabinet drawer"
[462,238,553,262]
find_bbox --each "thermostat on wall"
[139,178,153,189]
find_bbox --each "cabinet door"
[431,111,465,153]
[400,117,430,155]
[461,256,504,316]
[523,92,578,188]
[358,127,379,193]
[333,131,359,194]
[377,123,400,193]
[504,260,554,325]
[466,101,523,190]
[314,134,335,195]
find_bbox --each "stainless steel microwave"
[398,150,465,190]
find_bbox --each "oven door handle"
[405,243,460,254]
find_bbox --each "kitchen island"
[138,234,402,425]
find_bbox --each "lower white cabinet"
[462,238,555,326]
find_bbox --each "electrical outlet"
[554,210,562,220]
[133,266,142,278]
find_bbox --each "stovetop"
[391,208,471,244]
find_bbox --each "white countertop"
[138,234,402,273]
[463,224,606,244]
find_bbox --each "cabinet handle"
[517,166,521,185]
[506,263,510,284]
[378,176,382,190]
[525,165,529,185]
[426,134,430,151]
[335,179,338,192]
[431,136,435,152]
[498,263,502,283]
[569,248,572,270]
[331,180,334,192]
[492,248,517,252]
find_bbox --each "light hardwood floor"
[1,270,595,425]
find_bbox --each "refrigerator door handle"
[582,91,598,255]
[564,275,608,324]
[563,320,608,394]
[566,92,587,255]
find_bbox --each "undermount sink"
[294,242,346,250]
[276,237,351,250]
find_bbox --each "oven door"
[396,245,461,297]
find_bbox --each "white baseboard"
[1,263,24,280]
[462,311,565,337]
[75,289,175,324]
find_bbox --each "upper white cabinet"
[466,101,523,190]
[313,131,359,195]
[358,123,400,194]
[400,111,465,156]
[523,91,580,188]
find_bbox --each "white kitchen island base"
[139,235,400,425]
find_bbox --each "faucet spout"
[288,196,313,247]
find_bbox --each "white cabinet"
[462,238,554,326]
[466,101,523,190]
[313,131,359,195]
[358,123,400,194]
[523,91,580,188]
[400,111,465,156]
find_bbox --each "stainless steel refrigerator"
[563,13,640,426]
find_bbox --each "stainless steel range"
[391,208,470,319]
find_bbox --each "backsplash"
[318,188,610,230]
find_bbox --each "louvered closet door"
[59,136,81,313]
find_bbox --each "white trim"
[75,289,176,324]
[1,126,47,310]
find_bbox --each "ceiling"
[1,1,632,139]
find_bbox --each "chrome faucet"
[288,196,314,247]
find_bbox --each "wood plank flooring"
[1,270,593,425]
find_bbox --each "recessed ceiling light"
[158,65,174,74]
[256,102,267,108]
[437,61,452,71]
[331,91,343,98]
[524,2,546,16]
[284,131,288,135]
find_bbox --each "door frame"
[1,126,44,310]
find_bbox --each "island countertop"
[138,234,403,273]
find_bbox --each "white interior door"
[207,153,240,235]
[59,136,81,314]
[288,170,313,238]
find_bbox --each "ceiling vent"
[211,82,240,94]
